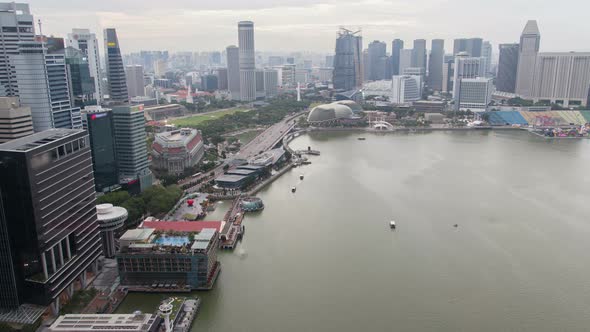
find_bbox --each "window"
[65,143,73,154]
[2,27,17,33]
[72,140,79,151]
[58,145,65,157]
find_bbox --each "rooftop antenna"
[37,19,43,38]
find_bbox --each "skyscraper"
[0,3,34,97]
[398,49,413,76]
[412,39,427,70]
[453,54,485,110]
[428,39,444,90]
[226,45,240,99]
[216,68,228,90]
[125,65,145,98]
[482,41,492,76]
[392,75,421,104]
[0,97,33,143]
[457,77,493,112]
[66,29,103,103]
[332,28,363,90]
[515,20,540,98]
[0,129,102,315]
[65,47,96,106]
[391,39,404,76]
[367,40,387,81]
[453,38,483,57]
[496,43,519,93]
[104,28,128,103]
[82,107,119,193]
[238,21,256,101]
[263,69,278,98]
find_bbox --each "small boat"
[357,137,366,140]
[291,186,296,193]
[299,174,304,180]
[389,220,396,229]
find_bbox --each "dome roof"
[331,104,354,119]
[333,100,362,113]
[307,103,354,123]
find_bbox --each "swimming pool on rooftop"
[153,236,190,246]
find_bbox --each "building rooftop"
[215,174,248,183]
[140,220,223,233]
[96,204,128,221]
[0,128,83,152]
[120,228,155,242]
[48,313,159,332]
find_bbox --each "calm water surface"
[117,130,590,331]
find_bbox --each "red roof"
[186,133,202,151]
[140,221,223,232]
[152,142,163,153]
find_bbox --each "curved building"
[333,100,362,113]
[96,203,127,258]
[307,102,358,124]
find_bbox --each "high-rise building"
[428,39,444,90]
[452,54,485,97]
[268,56,284,67]
[104,28,128,103]
[0,97,33,143]
[398,49,413,76]
[0,3,34,97]
[125,65,144,98]
[391,39,404,76]
[442,55,455,93]
[0,129,102,315]
[482,41,492,76]
[453,38,483,57]
[66,29,103,103]
[281,64,296,87]
[392,75,421,104]
[216,68,228,90]
[324,55,334,67]
[367,40,387,81]
[226,45,240,99]
[263,69,278,98]
[531,53,590,107]
[457,77,493,112]
[255,70,265,98]
[11,41,82,132]
[65,47,96,106]
[496,43,519,93]
[333,28,363,90]
[515,20,540,98]
[201,74,218,92]
[238,21,256,101]
[112,104,152,193]
[412,39,427,70]
[81,107,119,193]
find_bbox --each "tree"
[97,191,130,206]
[223,164,230,171]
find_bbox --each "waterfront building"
[117,225,221,290]
[453,38,483,57]
[391,39,404,76]
[238,21,256,101]
[496,43,519,93]
[457,77,494,112]
[216,68,228,90]
[112,104,153,193]
[333,28,363,90]
[65,47,96,106]
[0,129,102,317]
[96,204,127,258]
[307,101,358,125]
[392,75,421,104]
[263,69,279,98]
[66,29,103,103]
[0,97,33,143]
[104,28,128,103]
[452,54,485,98]
[413,100,446,113]
[226,45,240,99]
[515,20,540,99]
[151,128,205,175]
[125,64,145,98]
[49,313,160,332]
[412,39,427,70]
[81,107,119,193]
[367,40,387,81]
[11,41,82,131]
[428,39,444,90]
[0,2,34,97]
[531,53,590,107]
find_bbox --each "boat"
[389,220,396,229]
[299,174,304,180]
[357,137,366,140]
[291,187,296,193]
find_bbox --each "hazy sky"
[28,0,590,54]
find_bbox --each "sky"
[27,0,590,54]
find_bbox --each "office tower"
[0,3,34,97]
[210,51,221,65]
[112,104,152,193]
[412,39,427,70]
[226,45,240,99]
[392,75,421,104]
[66,29,103,103]
[362,50,370,81]
[531,53,590,107]
[268,56,284,67]
[263,69,278,98]
[391,39,404,76]
[482,41,492,76]
[325,55,334,67]
[238,21,256,101]
[0,129,101,315]
[452,54,484,96]
[453,38,483,57]
[442,55,455,93]
[496,43,519,93]
[428,39,444,90]
[367,41,387,81]
[398,49,413,76]
[104,28,128,103]
[281,64,296,87]
[515,20,540,98]
[0,97,33,143]
[457,77,493,112]
[65,47,96,106]
[332,28,363,90]
[81,107,119,193]
[286,57,295,65]
[216,68,228,90]
[154,59,167,77]
[125,65,144,97]
[11,42,82,132]
[255,70,265,98]
[201,74,218,92]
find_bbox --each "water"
[117,130,590,331]
[152,236,190,246]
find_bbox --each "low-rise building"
[49,313,160,332]
[144,104,185,121]
[152,128,205,175]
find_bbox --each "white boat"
[291,187,296,193]
[299,174,304,180]
[389,220,396,229]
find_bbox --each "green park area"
[170,108,250,127]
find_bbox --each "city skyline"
[27,0,590,53]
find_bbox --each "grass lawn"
[170,108,250,127]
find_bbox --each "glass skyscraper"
[82,108,119,193]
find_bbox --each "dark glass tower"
[0,129,101,313]
[391,39,404,76]
[82,109,118,193]
[333,28,363,90]
[496,43,519,93]
[104,28,128,103]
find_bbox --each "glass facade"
[84,111,118,192]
